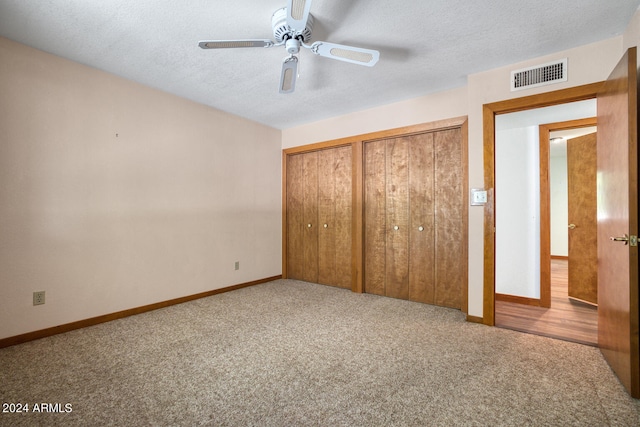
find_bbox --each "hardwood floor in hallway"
[495,259,598,346]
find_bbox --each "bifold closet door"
[433,128,463,309]
[301,152,319,283]
[317,146,352,289]
[385,137,410,299]
[287,153,305,280]
[364,139,387,297]
[364,134,436,302]
[286,146,352,288]
[364,129,463,309]
[409,133,436,304]
[286,151,319,283]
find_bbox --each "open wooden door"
[567,132,598,304]
[597,47,639,398]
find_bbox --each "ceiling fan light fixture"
[285,38,301,55]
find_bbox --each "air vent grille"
[511,59,567,91]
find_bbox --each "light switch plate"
[471,188,487,206]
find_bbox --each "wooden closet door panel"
[317,149,337,286]
[364,140,387,296]
[333,146,353,289]
[434,128,463,308]
[386,138,410,300]
[408,133,436,304]
[286,153,305,280]
[302,152,319,283]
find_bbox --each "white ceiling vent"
[511,58,567,91]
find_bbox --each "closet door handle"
[393,225,399,231]
[307,223,312,228]
[323,223,328,228]
[418,226,424,232]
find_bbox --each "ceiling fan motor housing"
[272,7,314,43]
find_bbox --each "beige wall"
[281,86,469,148]
[624,6,640,50]
[282,23,634,317]
[0,37,282,339]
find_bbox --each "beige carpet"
[1,279,639,426]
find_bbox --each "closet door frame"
[282,116,469,312]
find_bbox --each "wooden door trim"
[282,149,289,280]
[461,119,470,314]
[539,117,597,308]
[496,293,543,307]
[352,140,364,293]
[283,116,469,155]
[482,82,603,326]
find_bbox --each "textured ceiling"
[0,1,638,129]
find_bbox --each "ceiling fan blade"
[279,56,298,94]
[286,0,313,33]
[198,40,274,49]
[310,41,379,67]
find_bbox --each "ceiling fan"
[198,0,380,94]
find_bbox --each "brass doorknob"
[393,225,399,231]
[418,226,424,232]
[307,223,312,228]
[323,224,328,228]
[568,223,576,230]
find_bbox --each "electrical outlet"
[33,291,45,306]
[235,261,240,271]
